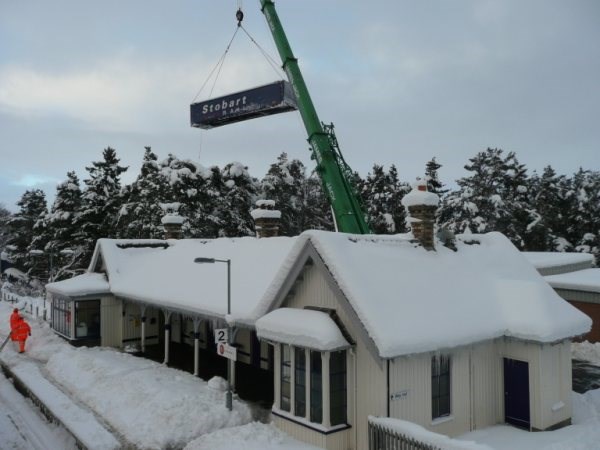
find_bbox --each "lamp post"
[194,257,233,411]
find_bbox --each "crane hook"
[236,8,244,26]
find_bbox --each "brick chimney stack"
[251,200,281,238]
[401,178,439,250]
[160,202,185,240]
[161,214,185,240]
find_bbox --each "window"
[310,350,322,423]
[329,350,347,426]
[75,300,100,338]
[51,296,72,338]
[281,344,291,412]
[432,355,451,419]
[294,348,306,417]
[276,345,348,429]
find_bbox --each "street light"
[193,257,233,411]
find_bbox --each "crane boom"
[259,0,370,234]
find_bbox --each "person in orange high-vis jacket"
[12,316,31,353]
[10,308,20,331]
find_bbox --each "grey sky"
[1,0,598,211]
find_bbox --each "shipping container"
[191,80,297,129]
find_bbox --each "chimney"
[161,214,185,239]
[251,200,281,238]
[401,178,439,250]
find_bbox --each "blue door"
[504,358,530,429]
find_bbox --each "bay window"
[276,345,348,430]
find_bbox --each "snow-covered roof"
[92,236,297,319]
[46,273,110,297]
[260,231,590,358]
[545,269,600,294]
[47,230,591,358]
[3,267,28,280]
[256,308,350,351]
[522,252,594,270]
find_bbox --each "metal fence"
[368,420,441,450]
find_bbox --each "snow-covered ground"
[2,293,600,449]
[0,370,76,450]
[0,295,318,450]
[572,340,600,366]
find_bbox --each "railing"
[368,421,441,450]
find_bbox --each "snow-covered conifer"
[118,147,167,239]
[77,147,128,264]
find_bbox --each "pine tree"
[42,171,85,279]
[424,157,448,196]
[527,166,572,251]
[216,162,258,237]
[118,147,167,239]
[77,147,128,264]
[439,148,533,248]
[159,154,218,238]
[4,189,48,274]
[360,164,409,234]
[568,169,600,264]
[261,153,309,236]
[302,171,334,232]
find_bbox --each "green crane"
[259,0,370,234]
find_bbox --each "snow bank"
[184,422,321,450]
[572,341,600,365]
[370,416,492,450]
[45,347,252,449]
[461,390,600,450]
[10,362,120,450]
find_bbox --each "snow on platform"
[44,347,253,449]
[546,268,600,294]
[6,361,120,450]
[184,422,322,450]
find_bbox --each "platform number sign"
[214,328,228,344]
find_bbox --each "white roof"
[47,231,591,358]
[522,251,594,269]
[256,308,350,351]
[545,269,600,294]
[93,237,297,319]
[262,231,590,358]
[3,267,28,280]
[46,273,110,297]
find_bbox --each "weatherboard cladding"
[281,260,386,450]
